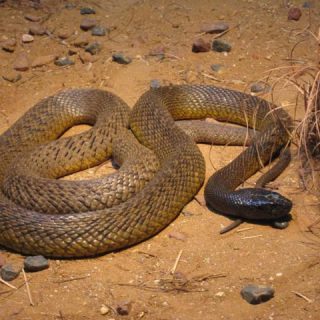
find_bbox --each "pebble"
[73,34,90,47]
[31,54,56,67]
[0,264,21,281]
[112,53,132,65]
[303,2,312,8]
[150,79,161,88]
[149,46,165,59]
[168,231,187,241]
[14,52,29,71]
[192,38,211,53]
[201,21,229,34]
[91,26,107,36]
[80,7,96,15]
[24,14,41,22]
[212,39,232,52]
[80,18,97,31]
[2,70,21,82]
[21,34,34,43]
[1,38,16,52]
[288,7,302,21]
[24,256,49,272]
[240,284,274,305]
[65,3,76,9]
[85,42,102,55]
[273,221,289,229]
[29,24,46,36]
[116,301,131,316]
[250,82,271,93]
[211,64,223,73]
[54,56,75,66]
[100,304,110,315]
[79,51,97,63]
[57,29,73,39]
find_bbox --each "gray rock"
[241,284,274,305]
[192,38,210,53]
[212,40,232,53]
[112,53,132,65]
[54,57,75,66]
[80,7,96,15]
[24,255,49,272]
[273,221,289,229]
[211,64,223,72]
[80,18,97,31]
[91,26,107,36]
[29,24,46,36]
[150,79,161,89]
[0,264,21,281]
[85,42,102,55]
[250,82,271,93]
[116,301,131,316]
[303,2,312,8]
[201,22,229,34]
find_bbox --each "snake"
[0,85,293,258]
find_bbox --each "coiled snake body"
[0,85,293,257]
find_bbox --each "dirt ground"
[0,0,320,319]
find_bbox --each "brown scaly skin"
[0,85,292,257]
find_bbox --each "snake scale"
[0,85,293,257]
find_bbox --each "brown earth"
[0,0,320,319]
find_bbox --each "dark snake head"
[233,188,292,220]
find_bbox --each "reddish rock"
[2,38,16,52]
[288,7,302,21]
[192,38,210,53]
[14,52,29,71]
[31,55,56,67]
[29,24,46,36]
[57,29,73,39]
[2,70,21,82]
[200,22,229,34]
[24,14,41,22]
[80,18,97,31]
[73,34,90,47]
[79,51,98,63]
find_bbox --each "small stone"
[24,256,49,272]
[85,42,102,55]
[241,284,274,305]
[100,304,110,315]
[54,57,75,66]
[80,18,97,31]
[91,26,107,36]
[215,291,225,297]
[273,221,289,229]
[73,34,90,47]
[79,51,97,63]
[211,64,223,73]
[14,53,29,71]
[201,22,229,34]
[21,34,34,43]
[2,38,16,52]
[288,7,302,21]
[57,29,73,39]
[65,3,76,9]
[29,24,46,36]
[116,301,131,316]
[2,70,21,82]
[302,2,312,8]
[0,264,21,281]
[112,53,132,65]
[31,55,56,67]
[192,38,210,53]
[250,82,271,93]
[24,14,41,22]
[168,232,187,241]
[80,7,96,15]
[212,40,232,52]
[149,46,165,57]
[150,79,161,88]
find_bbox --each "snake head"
[234,188,292,220]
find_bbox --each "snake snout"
[234,188,292,220]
